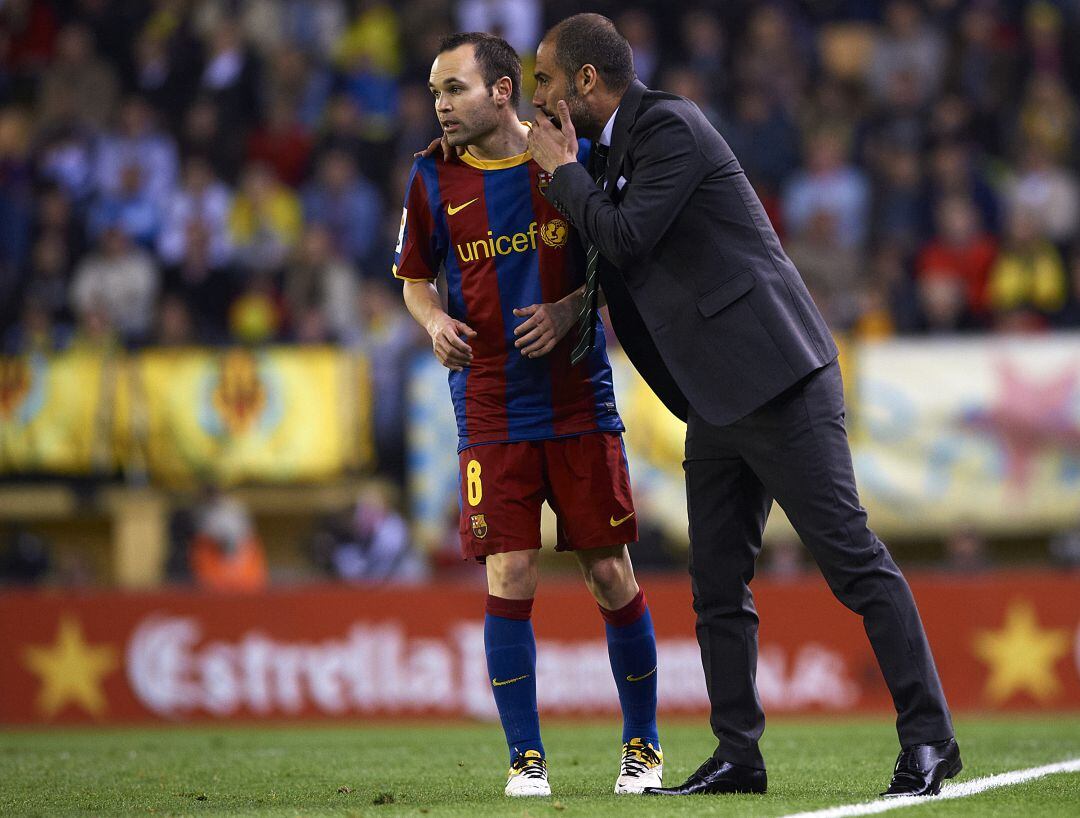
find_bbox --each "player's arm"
[513,283,606,358]
[403,279,476,372]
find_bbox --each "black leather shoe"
[881,738,962,797]
[643,756,766,795]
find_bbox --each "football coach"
[526,12,960,798]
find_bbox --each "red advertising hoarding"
[2,571,1077,725]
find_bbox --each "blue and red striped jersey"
[394,146,623,451]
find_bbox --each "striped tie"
[570,142,609,365]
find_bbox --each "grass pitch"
[1,715,1078,816]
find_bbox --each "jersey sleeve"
[392,160,443,282]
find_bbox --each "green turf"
[1,715,1077,817]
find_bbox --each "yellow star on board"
[973,600,1070,705]
[23,616,118,718]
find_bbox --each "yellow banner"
[124,347,370,487]
[0,351,118,474]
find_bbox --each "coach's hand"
[529,100,579,173]
[513,298,575,358]
[428,313,476,371]
[414,134,462,162]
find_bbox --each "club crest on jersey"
[540,219,568,248]
[470,513,489,539]
[537,170,552,192]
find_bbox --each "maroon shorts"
[457,432,637,560]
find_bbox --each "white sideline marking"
[778,758,1080,818]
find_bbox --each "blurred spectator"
[953,1,1014,154]
[0,528,51,586]
[317,484,428,583]
[35,22,118,132]
[130,27,201,123]
[734,4,809,113]
[785,209,861,330]
[19,232,73,327]
[921,141,1000,238]
[158,155,233,270]
[229,161,302,274]
[335,1,402,131]
[154,292,196,347]
[198,17,261,132]
[870,142,924,252]
[158,156,236,342]
[0,108,34,318]
[916,195,997,320]
[283,224,361,343]
[678,9,726,102]
[179,96,245,185]
[986,208,1067,326]
[782,128,870,249]
[264,45,333,131]
[246,96,313,188]
[943,525,991,573]
[301,149,382,267]
[1016,73,1077,164]
[618,9,659,87]
[94,96,179,209]
[189,491,268,593]
[357,279,425,485]
[228,271,284,344]
[70,225,160,346]
[36,124,96,203]
[1049,522,1080,569]
[724,85,800,200]
[88,163,161,248]
[1004,141,1080,246]
[761,538,809,580]
[2,298,70,354]
[457,0,541,56]
[867,0,946,106]
[1053,246,1080,328]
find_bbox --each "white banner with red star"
[1,572,1077,725]
[850,335,1080,535]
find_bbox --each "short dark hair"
[548,14,635,93]
[437,32,521,106]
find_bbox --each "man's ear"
[493,76,515,106]
[579,64,598,95]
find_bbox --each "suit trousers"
[683,359,953,769]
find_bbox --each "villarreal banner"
[849,335,1080,535]
[0,572,1077,725]
[124,347,371,486]
[0,350,119,474]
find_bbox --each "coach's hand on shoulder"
[428,313,476,371]
[513,298,575,358]
[414,134,462,162]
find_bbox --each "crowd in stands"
[3,1,1080,584]
[2,0,1080,359]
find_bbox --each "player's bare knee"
[485,550,539,598]
[579,548,638,608]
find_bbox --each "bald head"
[544,13,635,96]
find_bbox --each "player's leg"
[575,544,663,793]
[484,550,549,796]
[458,442,550,797]
[546,432,662,793]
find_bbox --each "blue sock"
[602,590,659,746]
[485,595,544,761]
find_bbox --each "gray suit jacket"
[546,80,838,426]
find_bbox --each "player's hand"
[529,99,579,173]
[512,300,575,358]
[428,314,476,371]
[414,134,461,162]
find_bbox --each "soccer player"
[395,33,662,797]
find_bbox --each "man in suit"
[523,13,961,798]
